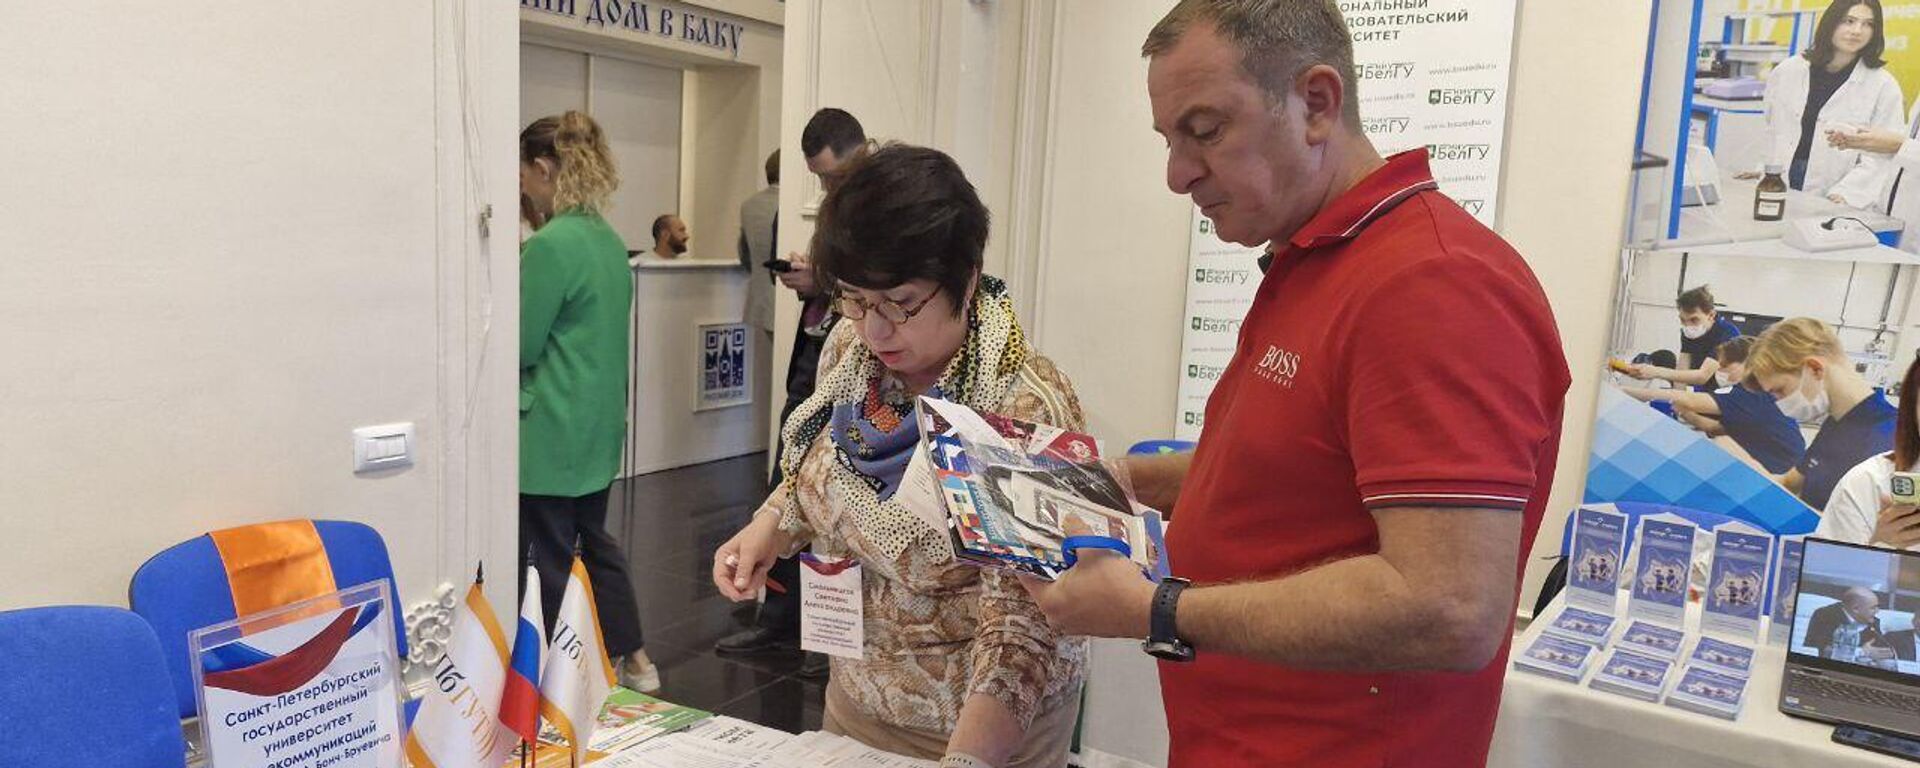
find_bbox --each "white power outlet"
[353,422,416,474]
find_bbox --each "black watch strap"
[1145,577,1194,662]
[1151,578,1187,642]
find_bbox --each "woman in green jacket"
[519,110,656,692]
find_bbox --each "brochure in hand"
[1686,636,1756,678]
[1665,665,1750,720]
[1512,634,1599,683]
[1617,619,1686,660]
[1590,649,1676,702]
[1542,605,1617,649]
[915,396,1168,581]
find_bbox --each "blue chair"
[0,606,186,767]
[129,520,409,719]
[1128,439,1196,456]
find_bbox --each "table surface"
[1668,174,1905,249]
[1488,594,1913,768]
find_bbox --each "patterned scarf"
[778,275,1029,561]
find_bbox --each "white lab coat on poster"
[1763,55,1905,207]
[1868,99,1920,253]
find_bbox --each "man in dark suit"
[1803,586,1891,657]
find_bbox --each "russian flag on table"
[403,566,514,768]
[500,564,544,745]
[538,556,617,762]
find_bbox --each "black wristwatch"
[1143,577,1195,662]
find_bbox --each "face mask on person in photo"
[1681,322,1710,340]
[1714,371,1734,388]
[1775,367,1832,423]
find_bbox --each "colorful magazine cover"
[916,396,1168,581]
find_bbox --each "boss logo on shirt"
[1357,62,1417,81]
[1190,316,1243,335]
[1194,268,1251,285]
[1428,88,1498,106]
[1360,116,1412,135]
[1256,345,1301,389]
[1427,143,1493,162]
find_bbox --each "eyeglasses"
[834,285,943,325]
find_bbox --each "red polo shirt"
[1159,150,1570,767]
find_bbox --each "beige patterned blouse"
[766,323,1088,735]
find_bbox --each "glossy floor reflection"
[605,452,825,733]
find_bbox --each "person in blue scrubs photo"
[1748,317,1897,509]
[1626,285,1741,392]
[1623,336,1805,474]
[1816,354,1920,550]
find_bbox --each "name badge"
[799,554,865,660]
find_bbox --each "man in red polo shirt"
[1022,2,1569,766]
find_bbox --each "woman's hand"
[1733,170,1762,181]
[713,507,796,601]
[1828,126,1907,155]
[1829,193,1849,205]
[1873,497,1920,550]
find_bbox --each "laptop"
[1778,538,1920,738]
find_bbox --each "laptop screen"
[1791,539,1920,681]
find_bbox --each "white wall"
[0,3,521,612]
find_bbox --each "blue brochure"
[1665,665,1749,720]
[1702,526,1772,640]
[1618,619,1686,660]
[1629,518,1697,626]
[1513,634,1599,684]
[1568,507,1629,613]
[1769,537,1805,646]
[1591,649,1676,702]
[1687,636,1755,678]
[1543,606,1617,648]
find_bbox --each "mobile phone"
[1833,725,1920,762]
[763,258,794,274]
[1893,472,1920,506]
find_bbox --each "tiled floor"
[604,452,826,733]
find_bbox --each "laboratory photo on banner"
[1594,0,1920,544]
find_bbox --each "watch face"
[1143,638,1195,662]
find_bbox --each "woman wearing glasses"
[712,144,1086,768]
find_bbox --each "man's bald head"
[1843,586,1883,622]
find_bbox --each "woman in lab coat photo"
[1740,0,1903,207]
[1828,77,1920,253]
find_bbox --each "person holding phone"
[1816,354,1920,550]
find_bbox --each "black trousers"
[519,489,645,656]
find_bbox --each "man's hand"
[1018,550,1156,639]
[778,251,818,296]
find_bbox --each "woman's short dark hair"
[1806,0,1886,70]
[810,144,987,316]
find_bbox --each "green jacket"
[520,208,632,497]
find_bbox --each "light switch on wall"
[353,422,415,474]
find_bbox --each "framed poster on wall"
[696,322,751,411]
[1171,0,1521,440]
